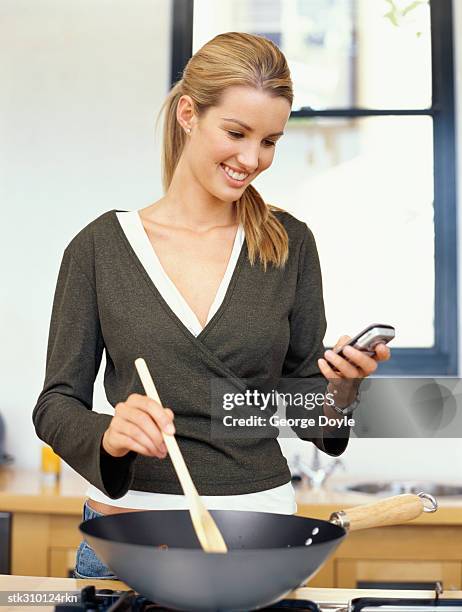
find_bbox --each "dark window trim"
[431,0,458,376]
[170,0,458,375]
[287,108,437,117]
[170,0,194,86]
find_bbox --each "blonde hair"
[156,32,292,270]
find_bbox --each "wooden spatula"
[134,357,228,553]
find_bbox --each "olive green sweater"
[32,209,349,498]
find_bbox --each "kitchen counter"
[1,467,461,586]
[0,574,460,612]
[295,476,462,525]
[0,467,87,514]
[1,467,461,524]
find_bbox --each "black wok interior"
[80,510,345,550]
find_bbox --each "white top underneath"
[86,210,296,514]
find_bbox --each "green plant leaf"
[384,9,399,27]
[403,1,427,18]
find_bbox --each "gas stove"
[54,586,319,610]
[55,586,462,612]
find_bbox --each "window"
[170,0,457,375]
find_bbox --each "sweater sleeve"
[32,246,137,498]
[281,224,350,456]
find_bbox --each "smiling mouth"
[220,163,249,186]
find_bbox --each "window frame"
[169,0,458,375]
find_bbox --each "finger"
[110,431,164,458]
[332,335,352,353]
[113,419,164,456]
[318,357,342,380]
[127,395,175,435]
[117,406,166,450]
[324,349,362,378]
[147,400,176,434]
[164,407,175,421]
[373,343,391,362]
[114,419,160,455]
[342,345,377,375]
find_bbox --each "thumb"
[164,407,175,422]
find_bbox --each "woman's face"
[177,86,291,203]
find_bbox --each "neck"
[158,157,237,233]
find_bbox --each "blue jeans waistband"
[73,501,117,580]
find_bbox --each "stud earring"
[185,127,191,135]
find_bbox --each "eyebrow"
[220,117,284,138]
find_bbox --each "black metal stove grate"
[54,585,462,612]
[54,586,321,611]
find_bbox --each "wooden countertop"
[1,467,461,524]
[0,575,460,612]
[295,477,462,525]
[0,467,88,514]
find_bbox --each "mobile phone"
[335,324,395,358]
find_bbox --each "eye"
[227,131,244,139]
[227,131,276,148]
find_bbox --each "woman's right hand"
[102,393,175,459]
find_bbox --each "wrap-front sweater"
[33,208,349,499]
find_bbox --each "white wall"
[1,0,172,470]
[1,1,461,482]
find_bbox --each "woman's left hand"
[318,335,391,381]
[318,336,391,408]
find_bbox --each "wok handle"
[329,493,438,532]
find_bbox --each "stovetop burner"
[349,598,462,612]
[54,586,320,611]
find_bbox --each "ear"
[176,94,196,132]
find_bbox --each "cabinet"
[0,468,86,577]
[3,469,462,582]
[9,512,462,583]
[11,512,82,577]
[0,512,11,573]
[299,522,462,590]
[336,559,461,590]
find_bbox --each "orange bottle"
[41,445,61,484]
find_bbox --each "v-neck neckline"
[111,209,248,341]
[133,210,244,334]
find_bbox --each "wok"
[80,492,437,612]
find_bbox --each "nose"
[236,143,260,174]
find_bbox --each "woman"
[33,32,390,579]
